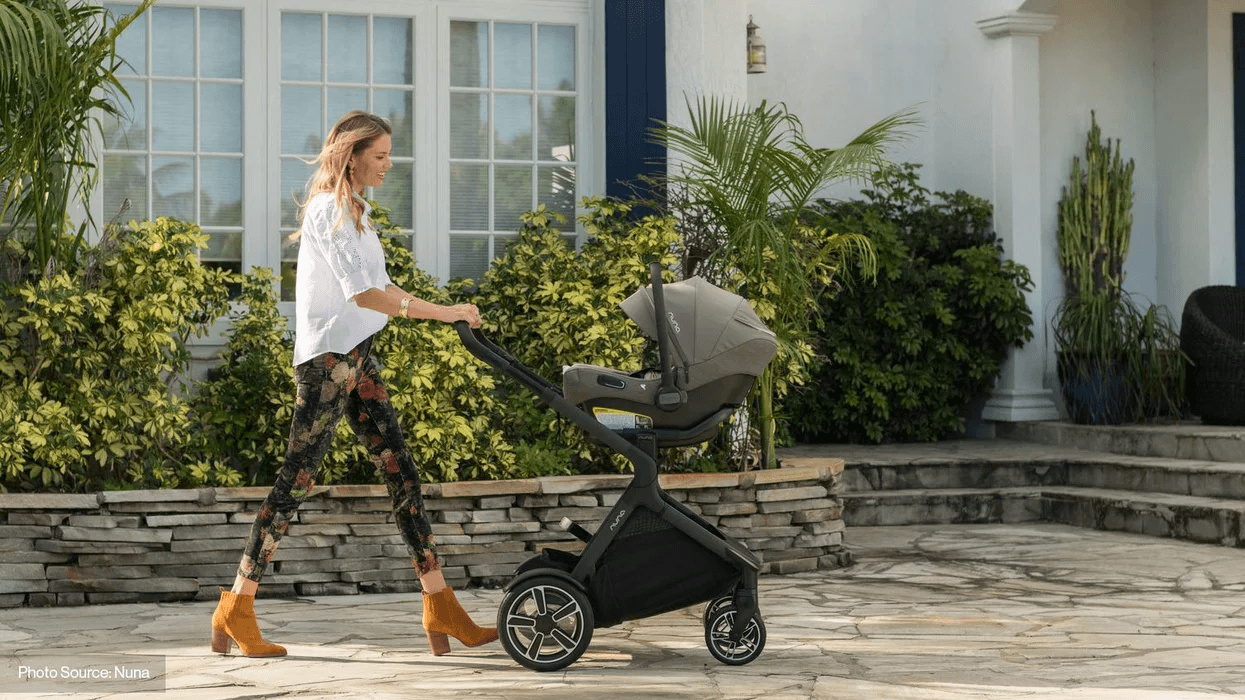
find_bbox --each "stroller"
[455,262,777,672]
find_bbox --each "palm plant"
[650,96,918,467]
[0,0,153,278]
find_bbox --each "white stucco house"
[96,0,1242,428]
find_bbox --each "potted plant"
[1052,112,1134,424]
[1052,294,1134,425]
[1052,112,1185,424]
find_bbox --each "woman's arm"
[353,286,481,327]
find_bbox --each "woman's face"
[350,133,392,193]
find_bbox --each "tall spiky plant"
[1054,111,1136,367]
[0,0,154,278]
[1057,110,1135,303]
[1052,111,1172,425]
[650,96,917,467]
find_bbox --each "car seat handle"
[649,261,685,411]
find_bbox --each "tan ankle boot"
[211,589,287,658]
[422,588,498,656]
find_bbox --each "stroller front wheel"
[702,595,733,627]
[704,605,766,665]
[497,575,594,672]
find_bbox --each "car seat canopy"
[620,276,777,390]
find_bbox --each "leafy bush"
[0,220,234,490]
[186,266,293,487]
[0,197,734,493]
[188,198,680,486]
[362,207,518,483]
[784,164,1034,443]
[189,205,519,486]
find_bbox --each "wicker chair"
[1181,285,1245,424]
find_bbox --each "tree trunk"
[759,367,775,470]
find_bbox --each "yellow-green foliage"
[0,220,234,490]
[365,206,518,482]
[190,205,519,485]
[473,199,680,470]
[1,199,683,492]
[186,266,293,487]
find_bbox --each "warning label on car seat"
[593,408,653,430]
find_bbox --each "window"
[103,4,246,277]
[278,10,417,300]
[447,19,579,281]
[98,0,596,304]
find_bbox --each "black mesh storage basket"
[1181,285,1245,425]
[586,507,738,628]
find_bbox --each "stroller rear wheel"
[704,604,765,665]
[497,575,594,672]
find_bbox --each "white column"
[977,12,1061,422]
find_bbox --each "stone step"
[844,453,1245,500]
[843,487,1045,527]
[843,485,1245,547]
[999,421,1245,463]
[1040,486,1245,545]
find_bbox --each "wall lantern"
[746,16,767,74]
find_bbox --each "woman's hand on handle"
[447,303,482,328]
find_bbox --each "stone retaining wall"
[0,459,845,607]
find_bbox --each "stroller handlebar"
[453,319,483,353]
[451,320,659,486]
[452,321,547,389]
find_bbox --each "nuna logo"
[666,311,681,333]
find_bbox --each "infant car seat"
[562,274,777,446]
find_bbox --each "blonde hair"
[290,110,392,241]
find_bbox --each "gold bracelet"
[399,297,411,318]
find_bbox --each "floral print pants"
[237,334,439,582]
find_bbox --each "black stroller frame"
[454,263,766,672]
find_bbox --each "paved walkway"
[5,522,1245,699]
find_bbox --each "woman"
[210,110,496,658]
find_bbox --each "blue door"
[604,0,666,202]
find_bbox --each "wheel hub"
[533,613,557,635]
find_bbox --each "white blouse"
[292,192,392,366]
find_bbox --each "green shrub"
[194,199,680,483]
[784,164,1034,443]
[0,219,235,491]
[189,204,519,485]
[363,206,517,482]
[186,266,293,487]
[0,197,695,492]
[472,199,680,471]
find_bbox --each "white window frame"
[267,0,428,306]
[437,1,599,278]
[93,0,268,272]
[94,0,603,326]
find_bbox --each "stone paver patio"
[4,522,1245,699]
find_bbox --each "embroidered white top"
[292,192,392,366]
